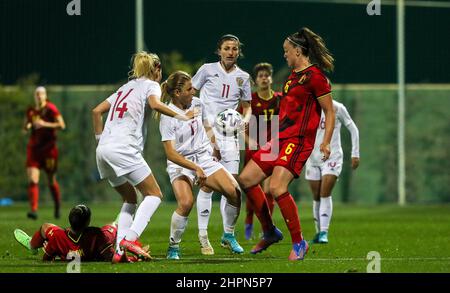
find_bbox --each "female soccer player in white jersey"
[305,100,360,244]
[192,34,252,254]
[92,52,195,263]
[158,71,243,259]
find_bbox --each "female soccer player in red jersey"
[24,86,66,220]
[243,62,282,240]
[13,205,142,262]
[238,27,336,260]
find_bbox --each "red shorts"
[251,137,313,178]
[26,147,58,172]
[244,149,257,165]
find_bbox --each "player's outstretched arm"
[148,95,195,121]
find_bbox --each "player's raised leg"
[238,159,283,254]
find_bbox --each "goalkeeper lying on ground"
[14,204,148,262]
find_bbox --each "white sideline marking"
[166,257,450,262]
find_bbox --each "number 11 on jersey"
[222,84,230,98]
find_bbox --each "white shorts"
[96,143,152,187]
[167,150,224,184]
[107,165,152,187]
[305,158,343,181]
[214,129,240,174]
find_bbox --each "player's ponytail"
[153,71,191,120]
[287,27,334,72]
[129,51,161,81]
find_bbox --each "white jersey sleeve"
[106,92,117,104]
[192,64,207,90]
[159,114,176,142]
[336,102,360,158]
[145,81,162,99]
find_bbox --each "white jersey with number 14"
[99,78,162,152]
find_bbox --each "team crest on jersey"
[236,77,244,87]
[283,80,292,94]
[298,72,311,85]
[256,102,261,107]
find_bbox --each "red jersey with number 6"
[278,65,331,147]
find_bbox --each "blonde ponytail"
[129,51,161,80]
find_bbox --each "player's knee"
[201,186,213,193]
[237,174,252,189]
[269,183,288,198]
[223,185,237,199]
[224,186,241,206]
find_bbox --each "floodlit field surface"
[1,202,449,273]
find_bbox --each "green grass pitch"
[0,201,449,273]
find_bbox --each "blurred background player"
[305,100,360,244]
[242,62,281,240]
[92,52,196,263]
[238,27,335,260]
[192,34,252,255]
[13,204,127,261]
[23,86,66,220]
[158,71,243,259]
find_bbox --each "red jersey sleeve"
[42,225,65,259]
[309,72,331,99]
[46,102,61,118]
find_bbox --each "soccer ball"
[215,109,243,136]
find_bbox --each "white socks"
[223,202,239,234]
[116,203,137,253]
[313,200,320,233]
[169,211,188,246]
[220,195,227,230]
[197,190,213,237]
[126,195,161,241]
[319,196,333,232]
[197,191,238,235]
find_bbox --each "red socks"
[266,192,275,215]
[28,182,39,212]
[246,190,275,225]
[276,192,303,243]
[244,185,274,232]
[49,181,61,208]
[245,198,254,225]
